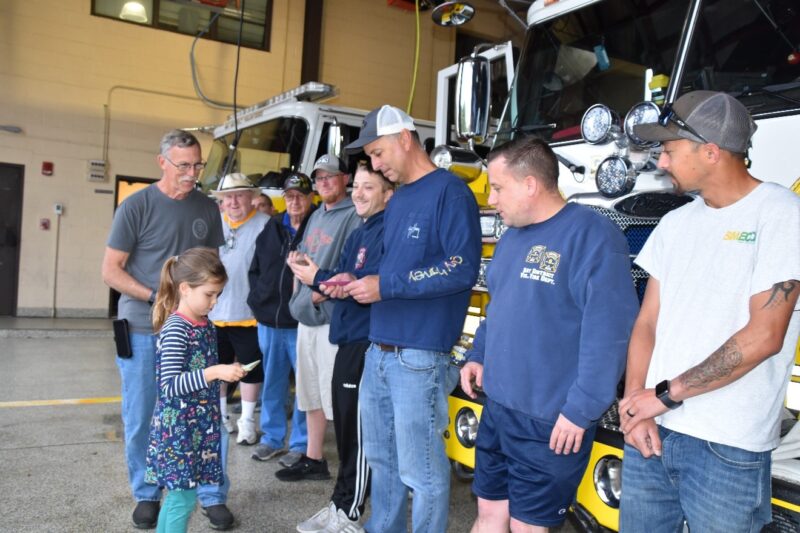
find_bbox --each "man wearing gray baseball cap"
[618,91,800,532]
[343,105,481,532]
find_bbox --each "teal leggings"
[157,488,197,533]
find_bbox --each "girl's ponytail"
[152,256,179,331]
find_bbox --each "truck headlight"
[596,156,636,198]
[455,407,479,448]
[581,104,619,144]
[430,145,484,182]
[624,101,660,148]
[593,456,622,508]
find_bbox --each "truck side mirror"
[327,119,343,158]
[455,53,491,147]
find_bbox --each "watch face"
[655,380,669,397]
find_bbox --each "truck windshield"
[498,0,800,145]
[201,116,309,191]
[497,0,690,144]
[682,0,800,116]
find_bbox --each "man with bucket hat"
[102,130,232,529]
[208,173,269,446]
[618,91,800,532]
[343,105,481,532]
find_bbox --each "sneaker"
[279,450,304,468]
[275,455,331,482]
[236,417,257,445]
[201,504,235,531]
[132,500,159,529]
[297,502,335,532]
[324,508,365,533]
[222,414,237,434]
[251,443,283,461]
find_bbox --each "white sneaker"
[222,414,236,434]
[235,417,257,445]
[297,502,335,533]
[323,508,364,533]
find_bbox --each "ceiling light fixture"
[120,1,148,23]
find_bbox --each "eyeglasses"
[315,173,343,183]
[284,193,308,203]
[659,103,709,144]
[164,156,206,173]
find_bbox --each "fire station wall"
[1,0,509,318]
[0,0,306,317]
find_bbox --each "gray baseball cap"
[344,105,416,152]
[634,91,757,154]
[311,154,346,177]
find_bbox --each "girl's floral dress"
[145,312,223,490]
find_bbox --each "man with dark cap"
[248,173,315,467]
[618,90,800,532]
[343,105,481,532]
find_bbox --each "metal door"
[0,164,24,316]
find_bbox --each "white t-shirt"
[636,182,800,452]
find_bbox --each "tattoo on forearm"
[762,281,799,309]
[678,338,743,390]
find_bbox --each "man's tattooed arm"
[677,338,744,390]
[761,280,799,309]
[672,280,798,398]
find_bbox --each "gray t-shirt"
[107,183,224,333]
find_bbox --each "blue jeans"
[360,345,460,533]
[620,426,771,533]
[118,333,229,506]
[257,324,307,452]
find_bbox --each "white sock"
[241,400,257,422]
[220,396,228,417]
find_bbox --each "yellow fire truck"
[432,0,800,531]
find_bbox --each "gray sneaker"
[279,450,303,468]
[296,502,335,533]
[251,443,283,461]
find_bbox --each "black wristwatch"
[147,290,156,305]
[655,380,683,409]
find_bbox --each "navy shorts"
[216,326,264,384]
[472,399,596,527]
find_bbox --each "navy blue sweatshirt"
[466,203,638,428]
[247,208,315,328]
[371,168,481,353]
[313,210,385,345]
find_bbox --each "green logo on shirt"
[723,231,757,243]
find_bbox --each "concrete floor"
[0,319,577,533]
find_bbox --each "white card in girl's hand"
[242,360,261,372]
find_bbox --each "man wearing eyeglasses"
[278,154,362,482]
[102,130,230,530]
[618,91,800,532]
[248,174,316,467]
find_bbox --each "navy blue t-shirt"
[466,203,638,428]
[371,168,481,353]
[314,211,384,345]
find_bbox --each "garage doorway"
[0,163,24,316]
[108,175,156,317]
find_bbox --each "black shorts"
[216,326,263,384]
[472,399,595,527]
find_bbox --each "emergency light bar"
[229,82,337,121]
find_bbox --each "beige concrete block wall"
[0,0,305,317]
[1,0,513,318]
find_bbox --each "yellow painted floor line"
[0,396,121,408]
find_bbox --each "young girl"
[145,247,246,533]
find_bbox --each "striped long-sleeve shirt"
[157,313,212,399]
